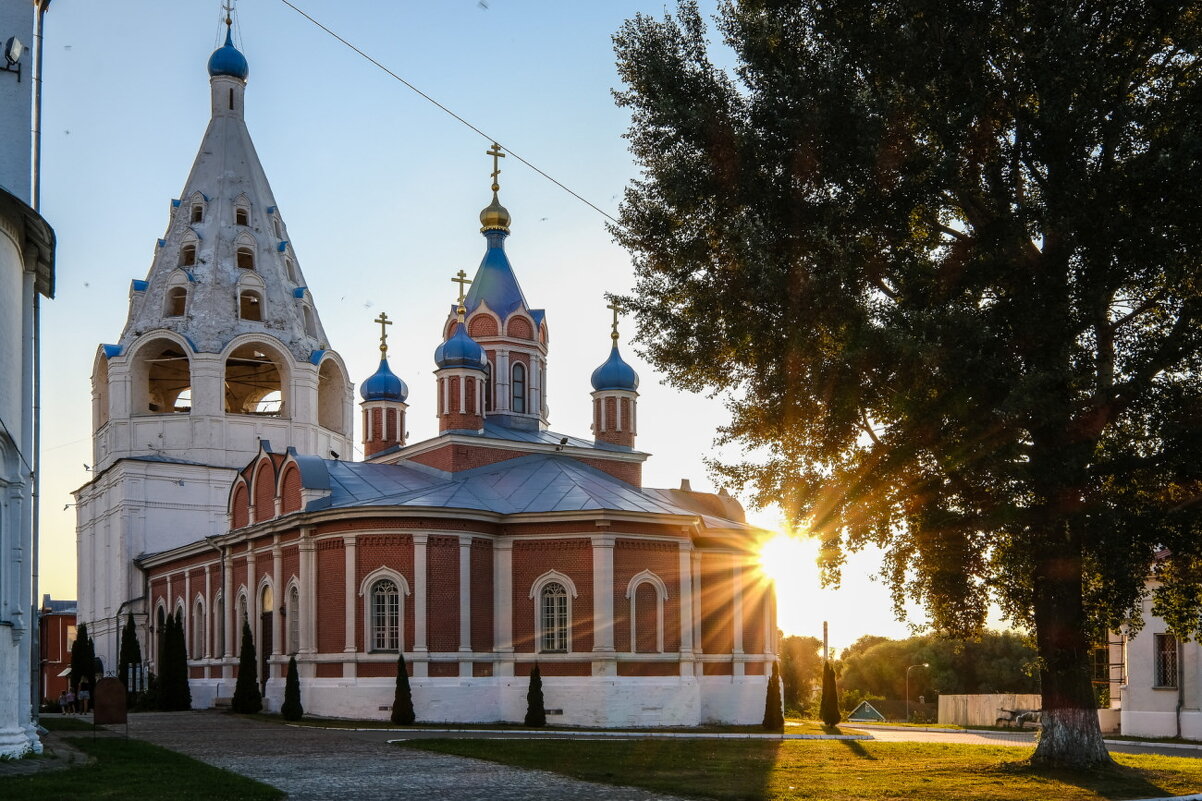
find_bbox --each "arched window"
[273,216,282,239]
[540,582,569,653]
[166,287,187,317]
[225,343,286,416]
[193,598,206,658]
[287,585,300,654]
[370,579,400,652]
[236,208,249,226]
[317,357,347,434]
[174,603,187,657]
[179,243,196,267]
[191,203,203,224]
[626,571,668,654]
[512,363,526,413]
[214,593,225,659]
[285,257,297,283]
[239,291,262,321]
[155,604,167,666]
[133,339,192,414]
[236,246,255,270]
[236,592,248,639]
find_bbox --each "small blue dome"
[591,345,639,391]
[434,323,487,371]
[208,28,249,80]
[360,358,408,402]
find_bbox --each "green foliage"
[281,656,303,721]
[612,0,1202,766]
[762,661,784,730]
[231,618,261,715]
[158,610,192,711]
[69,622,95,693]
[118,613,142,697]
[820,662,840,726]
[524,664,547,727]
[390,651,415,725]
[779,635,823,714]
[838,631,1039,702]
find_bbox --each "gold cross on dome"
[452,269,472,304]
[223,0,235,26]
[487,142,506,192]
[374,311,392,354]
[607,299,621,343]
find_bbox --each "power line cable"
[276,0,620,226]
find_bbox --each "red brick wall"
[469,315,498,337]
[471,539,493,651]
[506,316,533,339]
[703,662,734,676]
[426,536,460,652]
[408,443,524,473]
[742,577,768,655]
[574,456,641,486]
[232,484,249,529]
[316,540,345,653]
[700,552,734,655]
[280,465,302,514]
[253,459,275,523]
[512,539,593,653]
[357,662,394,678]
[355,535,414,652]
[634,583,659,653]
[612,540,680,653]
[618,661,678,677]
[514,661,591,677]
[316,663,341,678]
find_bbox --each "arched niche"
[92,348,111,429]
[224,339,289,417]
[317,354,349,435]
[129,336,193,415]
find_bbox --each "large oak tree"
[614,0,1202,767]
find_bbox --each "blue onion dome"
[360,358,408,402]
[434,323,488,371]
[208,27,249,80]
[591,345,639,391]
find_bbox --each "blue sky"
[35,0,923,649]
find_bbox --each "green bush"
[390,651,415,725]
[524,664,546,727]
[763,661,784,731]
[820,662,841,727]
[281,656,303,721]
[231,618,262,714]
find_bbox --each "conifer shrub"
[762,660,784,731]
[231,618,262,714]
[118,612,143,701]
[70,622,96,693]
[159,610,192,711]
[524,664,546,727]
[281,655,303,721]
[820,661,841,727]
[390,651,415,725]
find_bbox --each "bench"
[996,708,1041,729]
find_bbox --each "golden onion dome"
[479,191,511,233]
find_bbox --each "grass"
[39,717,104,733]
[401,738,1202,800]
[1,737,283,800]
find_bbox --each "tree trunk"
[1029,543,1112,768]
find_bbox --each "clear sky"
[35,0,924,651]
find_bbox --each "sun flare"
[757,532,827,637]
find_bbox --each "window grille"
[1155,633,1178,688]
[540,582,568,652]
[372,579,400,651]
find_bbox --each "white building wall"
[1120,598,1202,738]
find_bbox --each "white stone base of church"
[186,674,769,727]
[1121,708,1202,739]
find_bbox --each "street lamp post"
[906,663,929,723]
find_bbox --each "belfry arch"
[224,340,289,416]
[317,355,349,435]
[130,337,193,415]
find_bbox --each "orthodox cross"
[487,142,505,192]
[452,269,472,320]
[607,299,621,343]
[374,312,392,355]
[223,0,235,26]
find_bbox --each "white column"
[732,561,745,677]
[203,565,212,661]
[496,349,511,411]
[458,535,473,677]
[246,550,258,626]
[592,534,616,676]
[691,551,703,656]
[222,551,234,669]
[494,539,513,676]
[183,570,191,661]
[678,541,694,677]
[413,533,428,677]
[299,529,316,655]
[271,541,283,658]
[458,373,467,413]
[342,536,356,678]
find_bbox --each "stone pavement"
[95,711,691,801]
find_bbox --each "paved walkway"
[89,711,691,801]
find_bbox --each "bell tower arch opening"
[224,341,288,417]
[317,356,349,435]
[130,338,193,415]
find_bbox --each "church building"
[81,22,776,726]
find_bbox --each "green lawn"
[1,737,283,800]
[402,738,1202,800]
[39,717,103,733]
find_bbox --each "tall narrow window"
[236,246,255,270]
[191,204,203,223]
[239,291,262,321]
[287,586,300,654]
[273,217,282,238]
[156,606,167,666]
[236,208,249,226]
[229,87,234,111]
[179,244,196,267]
[166,287,187,317]
[214,596,224,658]
[285,257,297,283]
[303,306,316,337]
[1155,634,1179,688]
[371,579,400,651]
[512,363,526,413]
[540,582,569,652]
[193,599,206,658]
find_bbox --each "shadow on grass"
[838,739,877,760]
[996,756,1173,801]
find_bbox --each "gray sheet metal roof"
[474,422,640,454]
[309,453,748,528]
